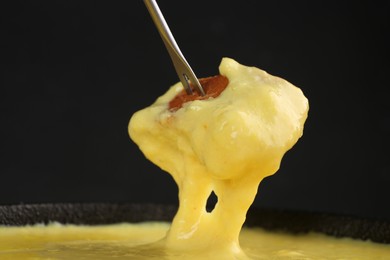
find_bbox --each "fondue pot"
[1,203,389,244]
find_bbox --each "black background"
[1,1,389,220]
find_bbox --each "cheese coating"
[129,57,309,257]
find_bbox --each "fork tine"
[143,0,205,96]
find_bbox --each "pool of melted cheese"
[129,57,308,257]
[1,222,389,259]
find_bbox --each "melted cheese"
[1,223,389,259]
[1,58,389,259]
[128,57,309,257]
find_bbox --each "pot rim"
[0,203,389,244]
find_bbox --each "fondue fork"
[143,0,205,96]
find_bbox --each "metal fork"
[143,0,205,96]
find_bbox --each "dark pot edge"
[0,203,389,244]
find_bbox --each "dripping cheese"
[129,57,309,257]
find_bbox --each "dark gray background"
[1,1,389,220]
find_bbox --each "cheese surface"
[129,57,309,257]
[1,222,389,259]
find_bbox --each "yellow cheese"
[1,58,389,259]
[129,57,309,257]
[1,222,389,259]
